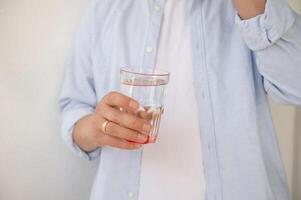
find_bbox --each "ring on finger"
[101,120,111,134]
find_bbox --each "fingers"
[100,103,152,135]
[104,120,148,143]
[100,134,143,150]
[103,91,140,113]
[93,91,152,150]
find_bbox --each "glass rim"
[120,67,170,77]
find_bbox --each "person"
[58,0,301,199]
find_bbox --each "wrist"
[73,114,99,152]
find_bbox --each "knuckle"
[118,96,130,108]
[123,97,131,108]
[115,92,130,107]
[117,112,128,124]
[96,102,107,116]
[90,113,98,123]
[122,129,135,140]
[96,101,105,113]
[108,91,118,98]
[91,115,103,130]
[106,91,133,110]
[129,118,143,129]
[105,91,118,103]
[107,110,119,122]
[96,101,102,111]
[114,127,124,139]
[105,121,114,134]
[115,126,134,141]
[111,91,121,101]
[99,99,107,108]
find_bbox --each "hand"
[73,92,151,152]
[233,0,266,20]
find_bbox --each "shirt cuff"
[61,107,101,161]
[235,0,296,51]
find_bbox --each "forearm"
[235,0,301,105]
[233,0,266,19]
[252,15,301,105]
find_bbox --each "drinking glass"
[120,67,170,143]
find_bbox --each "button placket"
[136,1,166,199]
[190,1,223,199]
[141,1,165,68]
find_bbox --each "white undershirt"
[138,0,206,199]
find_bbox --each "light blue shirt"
[58,0,301,199]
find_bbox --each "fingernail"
[129,100,139,110]
[135,144,142,148]
[142,123,151,134]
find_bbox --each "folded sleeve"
[236,0,301,106]
[58,0,101,161]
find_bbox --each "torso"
[138,0,206,199]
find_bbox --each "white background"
[0,0,300,199]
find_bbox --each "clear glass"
[120,67,170,144]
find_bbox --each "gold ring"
[101,120,110,134]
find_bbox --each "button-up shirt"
[139,0,206,199]
[58,0,301,199]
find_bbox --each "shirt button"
[153,4,161,12]
[128,191,134,199]
[145,46,153,53]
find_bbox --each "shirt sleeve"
[58,0,101,161]
[235,0,301,106]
